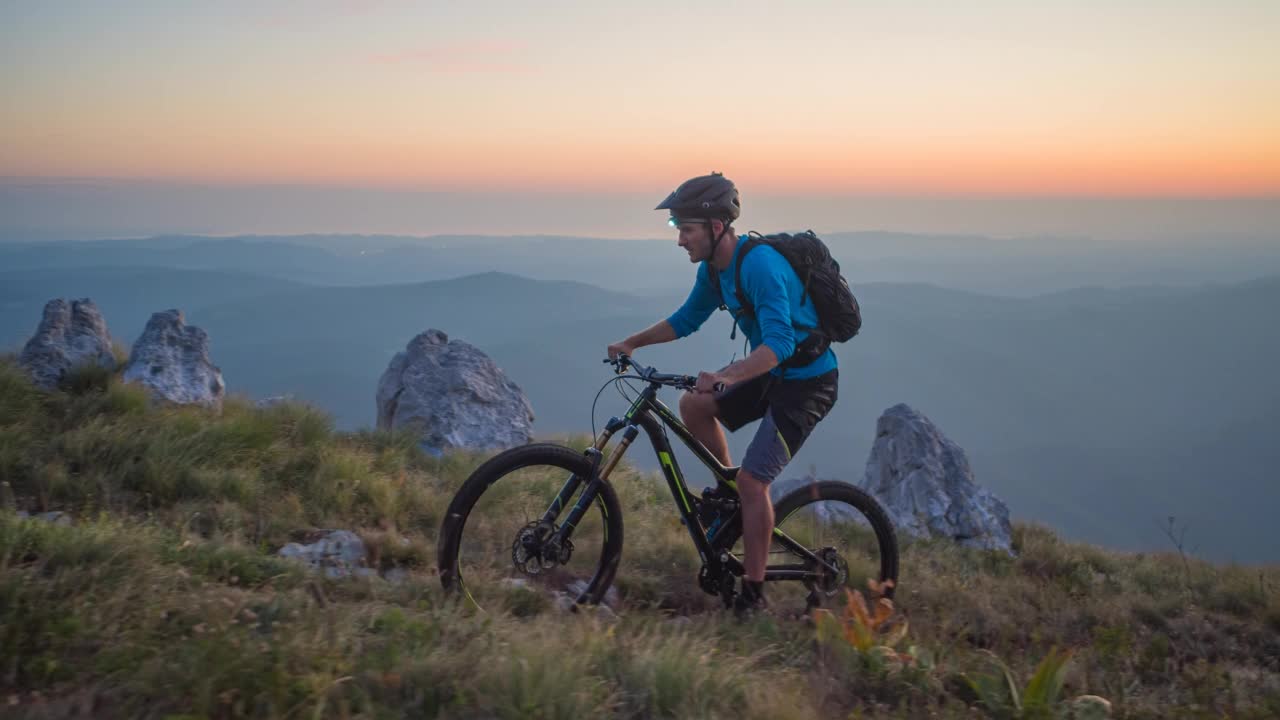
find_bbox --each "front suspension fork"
[544,421,638,545]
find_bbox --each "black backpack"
[708,230,861,366]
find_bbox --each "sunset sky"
[2,1,1277,238]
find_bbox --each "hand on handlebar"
[602,354,724,393]
[606,341,634,363]
[695,371,728,394]
[603,352,631,374]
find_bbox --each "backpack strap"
[736,232,829,370]
[711,232,830,369]
[731,232,766,321]
[706,261,727,312]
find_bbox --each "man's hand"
[606,341,634,361]
[695,370,728,394]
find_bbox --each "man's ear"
[710,219,725,237]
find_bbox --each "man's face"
[675,220,720,263]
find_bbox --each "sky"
[2,1,1278,239]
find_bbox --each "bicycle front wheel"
[437,443,624,612]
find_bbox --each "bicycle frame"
[539,378,838,586]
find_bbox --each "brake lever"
[603,355,629,374]
[677,376,726,393]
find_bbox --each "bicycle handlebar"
[604,354,725,393]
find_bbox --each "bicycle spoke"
[442,449,617,614]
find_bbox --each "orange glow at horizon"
[5,131,1277,197]
[3,2,1278,198]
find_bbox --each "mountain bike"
[437,353,898,614]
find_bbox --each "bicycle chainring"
[697,563,739,605]
[804,547,849,596]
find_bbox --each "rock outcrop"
[861,404,1013,553]
[18,298,116,390]
[122,309,225,409]
[376,329,534,456]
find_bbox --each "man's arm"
[694,250,793,393]
[609,263,719,359]
[607,320,677,359]
[695,344,779,392]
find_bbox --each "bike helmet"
[655,171,741,224]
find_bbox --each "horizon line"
[3,175,1278,201]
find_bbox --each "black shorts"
[714,369,838,483]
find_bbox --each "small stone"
[15,510,71,526]
[1070,695,1112,719]
[255,394,293,408]
[566,579,621,608]
[552,591,577,613]
[277,530,367,578]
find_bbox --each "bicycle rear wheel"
[722,480,898,614]
[437,443,624,613]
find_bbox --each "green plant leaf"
[1023,647,1072,712]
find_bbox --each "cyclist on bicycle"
[607,172,839,614]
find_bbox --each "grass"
[2,356,1279,718]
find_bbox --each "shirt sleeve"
[665,262,722,338]
[741,248,795,363]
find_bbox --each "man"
[606,172,839,614]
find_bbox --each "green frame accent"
[596,381,836,579]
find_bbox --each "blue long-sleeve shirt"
[666,235,838,380]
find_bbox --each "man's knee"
[678,390,717,424]
[736,469,770,502]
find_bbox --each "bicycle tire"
[437,443,624,608]
[720,480,899,603]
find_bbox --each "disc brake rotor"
[511,521,552,576]
[511,521,575,576]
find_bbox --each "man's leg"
[736,468,774,582]
[678,390,731,466]
[737,371,840,609]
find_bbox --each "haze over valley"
[4,231,1277,563]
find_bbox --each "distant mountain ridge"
[4,232,1278,295]
[2,243,1277,562]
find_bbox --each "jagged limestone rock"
[122,309,225,409]
[376,329,534,456]
[19,298,115,390]
[861,403,1013,553]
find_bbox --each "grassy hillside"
[2,358,1278,719]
